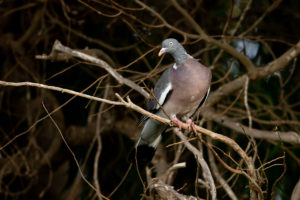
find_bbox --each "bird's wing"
[189,87,210,118]
[138,67,173,126]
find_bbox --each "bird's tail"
[130,118,167,166]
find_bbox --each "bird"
[133,38,211,165]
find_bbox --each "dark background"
[0,0,300,199]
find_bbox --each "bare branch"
[41,102,110,200]
[150,179,197,200]
[207,138,238,200]
[255,40,300,79]
[207,108,300,144]
[45,40,150,98]
[0,80,122,106]
[0,80,263,193]
[291,177,300,200]
[170,0,256,74]
[240,0,283,36]
[206,40,300,107]
[243,76,252,128]
[93,84,110,200]
[174,129,217,200]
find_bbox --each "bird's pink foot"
[172,117,183,130]
[187,119,197,133]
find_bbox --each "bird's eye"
[169,41,173,46]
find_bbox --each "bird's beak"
[158,48,166,56]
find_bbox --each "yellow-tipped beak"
[158,48,166,56]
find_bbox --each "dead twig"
[41,102,110,200]
[150,179,197,200]
[174,129,217,200]
[93,83,111,200]
[38,40,150,98]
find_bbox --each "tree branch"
[40,40,150,98]
[0,80,123,106]
[174,129,216,200]
[170,0,256,74]
[207,138,238,200]
[207,109,300,144]
[206,40,300,107]
[150,179,197,200]
[291,177,300,200]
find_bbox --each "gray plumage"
[135,38,211,164]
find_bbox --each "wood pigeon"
[134,38,211,165]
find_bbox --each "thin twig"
[240,0,283,36]
[41,102,110,200]
[244,76,252,128]
[207,121,238,200]
[0,80,122,106]
[93,84,110,200]
[174,129,217,200]
[230,0,253,36]
[49,40,150,98]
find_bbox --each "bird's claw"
[172,118,183,130]
[187,119,197,134]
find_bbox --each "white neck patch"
[173,63,178,70]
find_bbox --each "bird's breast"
[166,61,211,116]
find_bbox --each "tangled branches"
[1,0,300,199]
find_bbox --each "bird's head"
[158,38,182,57]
